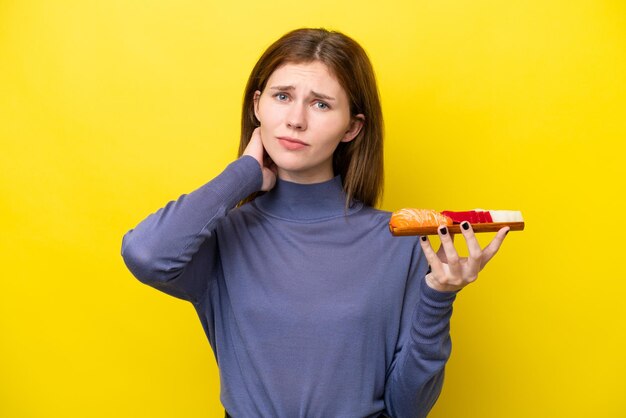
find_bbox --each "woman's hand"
[243,127,277,191]
[419,222,509,292]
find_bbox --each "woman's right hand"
[243,127,277,191]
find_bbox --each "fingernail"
[439,226,447,235]
[421,236,427,241]
[462,221,470,230]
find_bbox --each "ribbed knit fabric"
[121,156,457,418]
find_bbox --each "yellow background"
[1,0,625,417]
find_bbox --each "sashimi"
[389,208,453,229]
[389,208,524,236]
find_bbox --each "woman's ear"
[341,114,365,143]
[253,90,261,122]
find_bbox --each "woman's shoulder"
[352,205,418,242]
[353,204,392,222]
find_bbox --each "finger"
[460,221,481,273]
[243,128,264,162]
[480,226,509,269]
[438,225,462,275]
[436,242,447,263]
[250,127,261,145]
[435,228,455,262]
[419,235,444,276]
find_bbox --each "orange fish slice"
[389,208,453,230]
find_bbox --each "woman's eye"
[315,101,329,110]
[275,93,288,101]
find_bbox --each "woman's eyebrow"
[311,91,336,101]
[269,85,336,101]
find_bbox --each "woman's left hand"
[419,222,509,292]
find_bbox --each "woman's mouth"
[277,136,309,151]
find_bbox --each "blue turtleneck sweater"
[121,156,457,418]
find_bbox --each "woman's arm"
[385,223,508,417]
[120,155,262,304]
[384,250,456,418]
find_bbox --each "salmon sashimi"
[389,208,453,229]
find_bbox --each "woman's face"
[254,61,364,184]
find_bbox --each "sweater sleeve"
[120,156,262,304]
[384,242,458,418]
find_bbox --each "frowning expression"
[254,61,364,184]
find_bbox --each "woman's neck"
[276,166,334,185]
[253,176,362,221]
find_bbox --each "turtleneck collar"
[253,175,363,222]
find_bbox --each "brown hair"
[238,28,384,207]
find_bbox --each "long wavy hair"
[238,28,384,207]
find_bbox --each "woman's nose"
[286,104,307,130]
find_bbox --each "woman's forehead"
[267,61,345,95]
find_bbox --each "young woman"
[121,28,508,418]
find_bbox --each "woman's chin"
[268,156,308,174]
[267,153,334,183]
